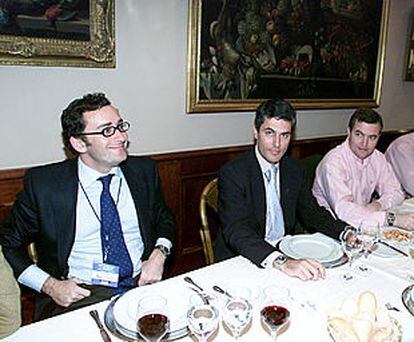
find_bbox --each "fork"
[385,302,400,312]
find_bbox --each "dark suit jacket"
[214,148,345,266]
[0,156,175,282]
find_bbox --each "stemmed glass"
[358,219,380,274]
[340,226,364,281]
[136,295,170,342]
[222,297,252,341]
[187,303,220,342]
[260,286,291,341]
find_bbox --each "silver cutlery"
[89,310,112,342]
[212,285,233,299]
[184,276,210,304]
[385,302,400,312]
[378,240,409,257]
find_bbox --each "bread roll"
[328,317,359,342]
[351,317,372,342]
[358,291,377,322]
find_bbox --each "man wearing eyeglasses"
[0,93,175,320]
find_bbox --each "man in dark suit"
[215,99,345,281]
[0,93,175,320]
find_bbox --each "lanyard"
[78,178,123,262]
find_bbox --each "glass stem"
[271,330,278,341]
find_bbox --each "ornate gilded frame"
[187,0,389,113]
[404,9,414,81]
[0,0,115,68]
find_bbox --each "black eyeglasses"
[77,121,130,138]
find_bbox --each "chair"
[199,178,218,265]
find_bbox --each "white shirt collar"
[78,158,122,188]
[255,145,279,176]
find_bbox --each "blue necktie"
[265,165,285,243]
[99,174,134,293]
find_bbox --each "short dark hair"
[61,93,111,154]
[254,98,297,131]
[348,108,383,131]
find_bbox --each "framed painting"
[0,0,114,68]
[187,0,389,113]
[404,9,414,81]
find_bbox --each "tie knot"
[99,174,114,190]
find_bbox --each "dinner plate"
[401,284,414,317]
[279,234,343,263]
[113,286,192,336]
[104,296,189,341]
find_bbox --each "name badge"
[91,261,119,287]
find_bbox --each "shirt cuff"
[18,264,51,293]
[261,251,283,269]
[155,238,172,252]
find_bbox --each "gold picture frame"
[0,0,115,68]
[187,0,389,113]
[404,9,414,81]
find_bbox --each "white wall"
[0,0,413,169]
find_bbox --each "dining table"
[4,239,414,342]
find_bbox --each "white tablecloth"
[5,254,414,341]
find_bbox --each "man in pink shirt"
[385,132,414,197]
[312,108,414,230]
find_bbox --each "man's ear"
[253,125,259,140]
[69,136,87,154]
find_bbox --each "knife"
[378,240,410,257]
[89,310,112,342]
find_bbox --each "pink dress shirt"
[385,133,414,197]
[312,139,405,228]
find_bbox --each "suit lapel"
[248,150,266,233]
[279,157,290,212]
[56,159,78,274]
[121,161,150,249]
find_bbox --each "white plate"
[390,205,414,214]
[279,234,342,263]
[371,243,404,258]
[113,286,191,334]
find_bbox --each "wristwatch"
[273,254,288,270]
[386,211,396,226]
[155,245,171,257]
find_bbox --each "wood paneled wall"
[0,130,410,276]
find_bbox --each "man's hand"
[365,201,382,212]
[138,248,166,286]
[41,277,91,307]
[279,259,326,281]
[395,213,414,231]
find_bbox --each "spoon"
[184,276,205,292]
[212,285,233,299]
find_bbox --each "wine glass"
[136,295,170,342]
[222,297,252,341]
[357,219,380,275]
[187,303,219,342]
[340,226,364,281]
[260,286,290,341]
[359,219,380,257]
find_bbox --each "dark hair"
[348,108,383,131]
[254,98,297,131]
[61,93,111,154]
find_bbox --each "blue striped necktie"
[99,174,134,293]
[265,165,285,243]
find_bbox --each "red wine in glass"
[137,313,169,342]
[261,305,290,340]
